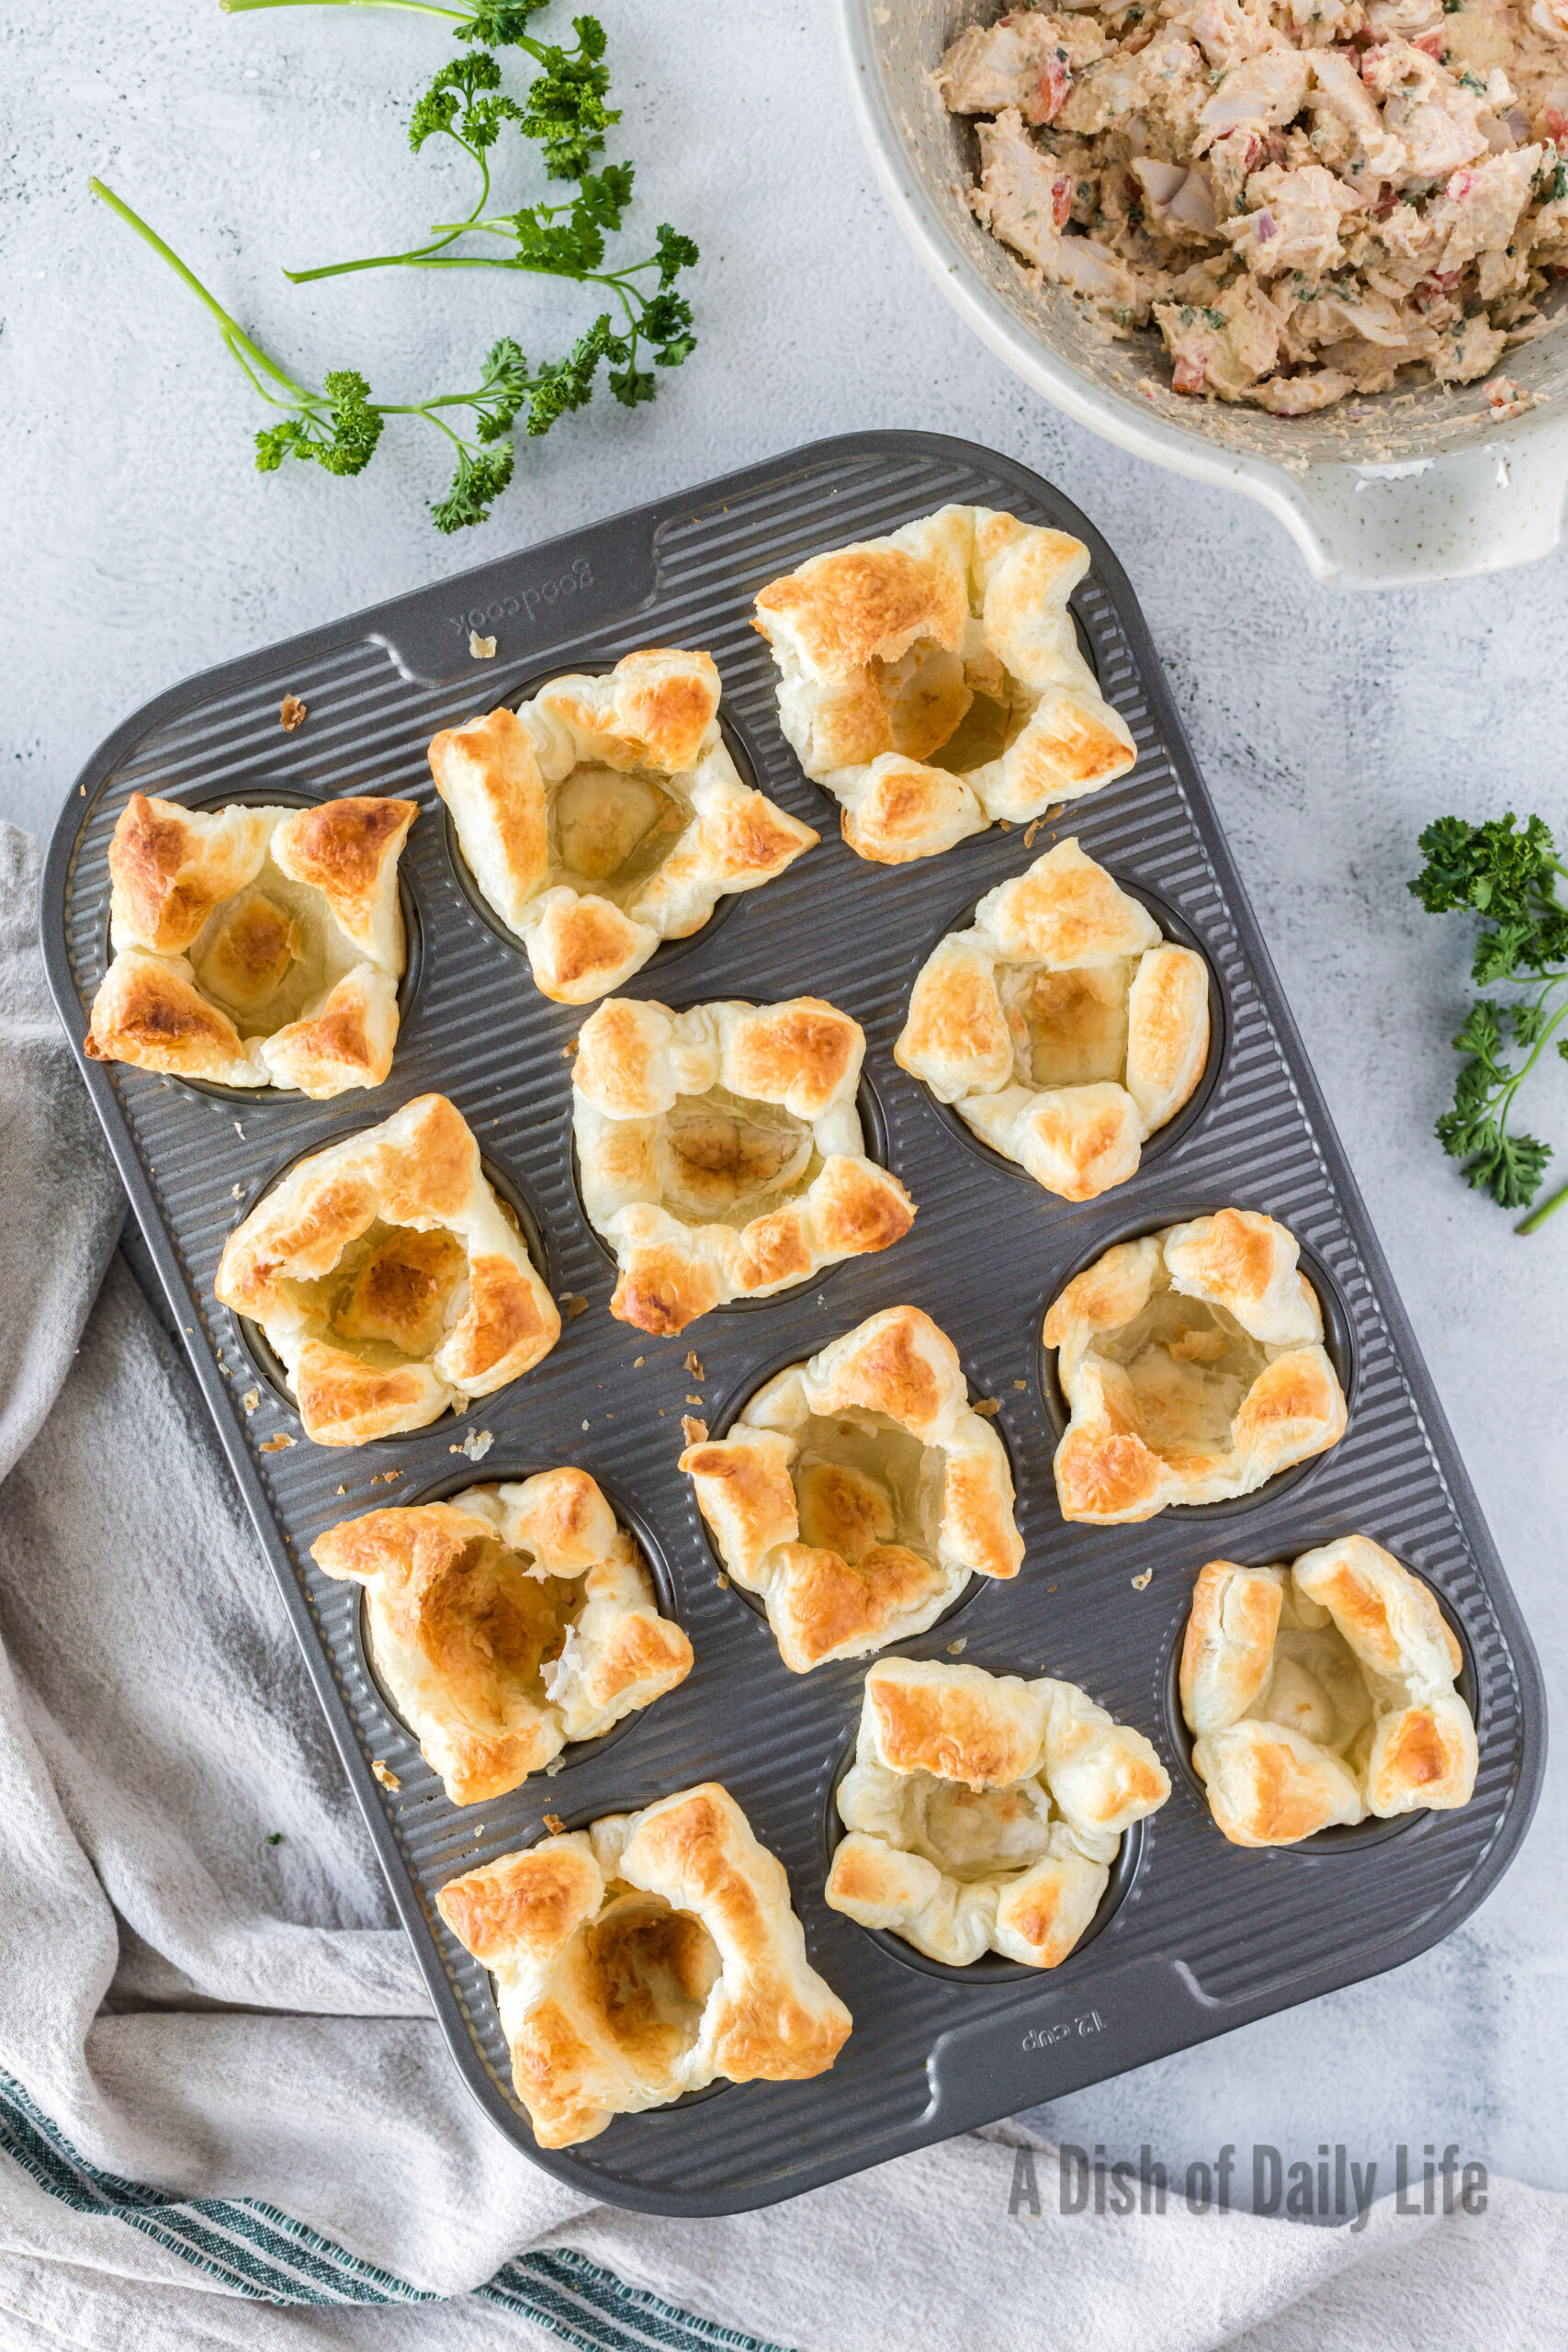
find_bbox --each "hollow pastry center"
[547,763,689,903]
[187,861,357,1034]
[285,1219,470,1367]
[658,1086,818,1227]
[791,1409,942,1566]
[1094,1290,1269,1459]
[999,958,1135,1090]
[869,636,1030,775]
[402,1535,583,1728]
[581,1889,722,2070]
[897,1771,1057,1883]
[1252,1611,1375,1759]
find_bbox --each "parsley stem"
[282,254,648,290]
[285,243,467,281]
[1491,992,1568,1122]
[1517,1176,1568,1234]
[287,150,491,281]
[89,180,307,398]
[221,1,468,17]
[219,0,552,60]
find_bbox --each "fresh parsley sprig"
[276,18,694,398]
[221,1,616,174]
[277,47,697,401]
[1410,812,1568,1231]
[90,180,650,532]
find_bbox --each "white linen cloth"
[0,820,1562,2352]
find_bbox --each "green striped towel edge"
[0,2072,790,2351]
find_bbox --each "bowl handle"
[1258,422,1568,590]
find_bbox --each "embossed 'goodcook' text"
[448,556,595,635]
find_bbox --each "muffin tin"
[40,431,1545,2215]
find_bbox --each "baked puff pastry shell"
[895,838,1210,1202]
[681,1305,1023,1672]
[1043,1208,1348,1524]
[312,1469,692,1804]
[752,504,1135,864]
[436,1782,852,2148]
[429,649,818,1005]
[215,1091,560,1446]
[1179,1536,1478,1847]
[825,1657,1169,1968]
[573,993,917,1335]
[85,790,416,1097]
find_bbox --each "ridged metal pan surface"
[39,432,1546,2216]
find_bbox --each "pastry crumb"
[946,1637,968,1656]
[682,1415,708,1445]
[450,1427,493,1462]
[1131,1569,1154,1591]
[716,1572,729,1589]
[561,1295,588,1320]
[231,1183,244,1199]
[1023,820,1041,848]
[1012,1379,1027,1390]
[633,1355,645,1368]
[684,1350,704,1378]
[468,629,497,659]
[259,1433,294,1453]
[242,1389,260,1414]
[973,1396,1000,1417]
[581,1419,591,1431]
[335,1485,346,1495]
[371,1759,401,1792]
[278,694,308,731]
[544,1756,563,1777]
[685,1393,704,1407]
[543,1814,566,1836]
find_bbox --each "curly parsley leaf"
[1412,811,1568,1226]
[454,0,557,44]
[1411,812,1568,964]
[431,444,516,533]
[520,16,618,177]
[410,54,523,155]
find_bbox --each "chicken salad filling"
[939,0,1568,412]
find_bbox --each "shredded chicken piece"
[975,107,1153,308]
[1223,162,1366,274]
[943,0,1568,411]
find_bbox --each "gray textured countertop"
[4,0,1562,2206]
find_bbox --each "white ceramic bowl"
[838,0,1568,586]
